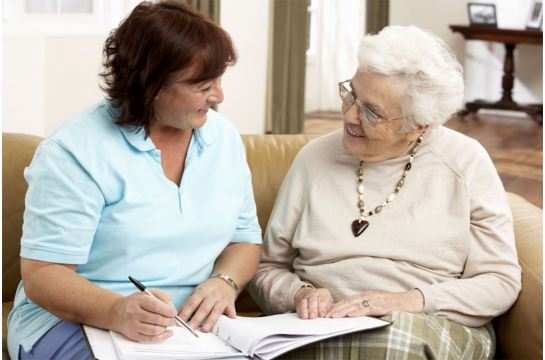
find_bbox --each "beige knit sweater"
[248,127,521,327]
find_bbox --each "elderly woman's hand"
[325,289,424,318]
[294,287,334,319]
[177,277,237,333]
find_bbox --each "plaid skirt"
[280,312,495,360]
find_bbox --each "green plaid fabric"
[280,312,495,360]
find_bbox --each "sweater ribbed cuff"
[284,281,315,312]
[415,284,437,314]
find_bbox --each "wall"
[390,0,543,107]
[3,35,109,137]
[218,0,270,134]
[2,36,47,136]
[2,0,125,137]
[2,0,270,137]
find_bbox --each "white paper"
[211,313,391,358]
[83,325,119,360]
[110,326,242,359]
[86,314,391,360]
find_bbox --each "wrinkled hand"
[326,289,424,318]
[294,287,334,320]
[177,278,237,333]
[111,289,177,342]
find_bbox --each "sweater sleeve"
[417,144,522,327]
[247,151,315,315]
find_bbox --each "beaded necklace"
[352,131,425,237]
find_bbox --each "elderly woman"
[8,2,262,359]
[248,26,521,359]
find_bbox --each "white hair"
[357,25,464,131]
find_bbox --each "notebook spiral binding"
[215,327,231,346]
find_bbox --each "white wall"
[2,0,270,137]
[390,0,543,106]
[2,0,126,137]
[218,0,270,134]
[2,36,47,136]
[3,35,109,137]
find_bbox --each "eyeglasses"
[338,79,406,127]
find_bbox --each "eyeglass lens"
[340,85,354,106]
[340,84,377,126]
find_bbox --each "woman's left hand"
[325,289,424,318]
[177,277,237,333]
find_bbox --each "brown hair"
[100,1,237,136]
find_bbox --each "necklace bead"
[358,184,365,194]
[352,131,425,237]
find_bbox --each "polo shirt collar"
[120,126,156,152]
[104,99,154,152]
[193,112,218,149]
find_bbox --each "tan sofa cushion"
[494,192,543,359]
[240,134,319,233]
[2,133,44,302]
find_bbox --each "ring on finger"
[362,300,370,307]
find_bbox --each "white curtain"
[317,0,364,111]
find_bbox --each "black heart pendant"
[352,219,369,237]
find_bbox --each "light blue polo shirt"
[7,99,262,359]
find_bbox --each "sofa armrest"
[494,192,543,359]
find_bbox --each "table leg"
[459,42,542,124]
[501,43,515,103]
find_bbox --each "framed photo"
[527,0,543,30]
[467,3,497,27]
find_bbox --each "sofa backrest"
[240,134,320,234]
[1,132,320,302]
[2,133,44,302]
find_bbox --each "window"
[307,0,318,55]
[4,0,98,21]
[2,0,132,37]
[25,0,93,14]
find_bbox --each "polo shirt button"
[150,150,156,156]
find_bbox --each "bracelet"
[209,274,239,296]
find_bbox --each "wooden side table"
[450,25,543,123]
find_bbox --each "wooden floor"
[304,112,543,208]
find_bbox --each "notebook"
[83,313,391,360]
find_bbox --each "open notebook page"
[211,313,391,357]
[110,326,243,359]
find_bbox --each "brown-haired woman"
[7,2,262,359]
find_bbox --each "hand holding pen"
[110,277,180,342]
[129,276,199,338]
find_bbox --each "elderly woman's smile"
[346,124,365,137]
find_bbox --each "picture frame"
[526,0,543,30]
[467,3,497,27]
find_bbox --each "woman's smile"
[346,124,365,138]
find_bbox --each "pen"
[128,276,199,338]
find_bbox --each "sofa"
[2,132,543,359]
